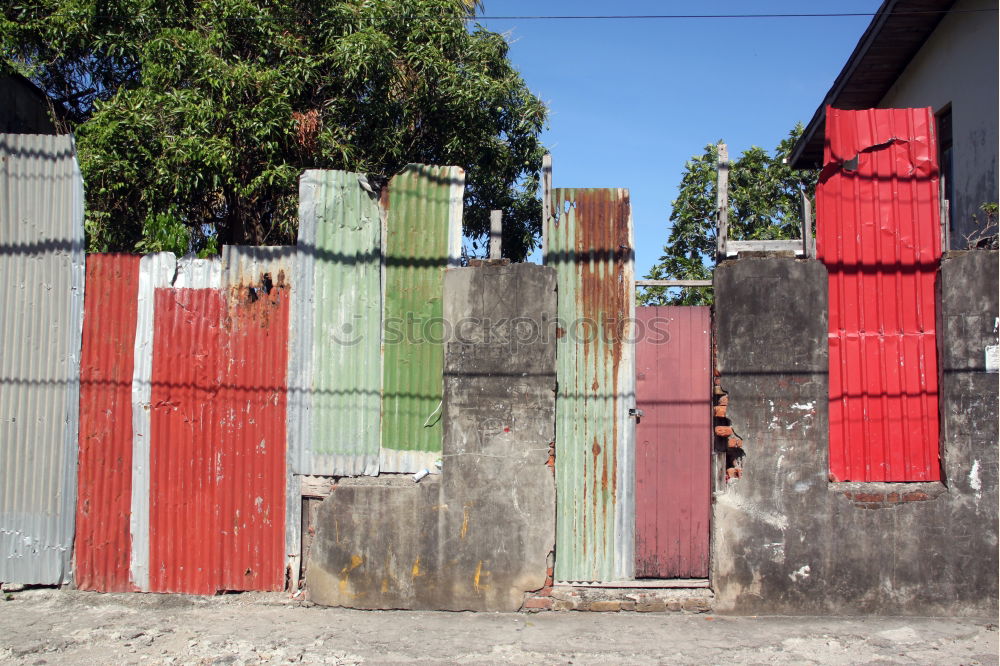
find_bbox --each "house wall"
[878,0,999,246]
[711,253,998,615]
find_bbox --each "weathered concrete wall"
[306,263,556,611]
[712,254,998,615]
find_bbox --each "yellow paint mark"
[460,505,471,539]
[473,560,492,593]
[337,554,364,599]
[381,578,389,594]
[411,557,422,578]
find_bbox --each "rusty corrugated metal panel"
[291,171,382,478]
[221,245,295,291]
[0,133,85,585]
[380,164,464,473]
[546,188,635,582]
[148,282,288,594]
[634,306,711,578]
[75,254,140,592]
[817,107,942,482]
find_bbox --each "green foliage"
[641,125,818,306]
[2,0,546,258]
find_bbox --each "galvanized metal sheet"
[76,254,141,592]
[148,281,288,594]
[291,171,382,477]
[221,245,295,291]
[380,164,464,473]
[0,133,85,585]
[818,107,942,482]
[128,251,176,591]
[634,306,711,579]
[545,188,635,582]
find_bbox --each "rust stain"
[411,557,422,578]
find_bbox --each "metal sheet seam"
[614,195,636,581]
[286,171,320,582]
[448,173,465,267]
[60,142,86,585]
[128,252,176,592]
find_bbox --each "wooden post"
[800,190,814,258]
[716,142,729,259]
[489,209,502,260]
[542,153,552,262]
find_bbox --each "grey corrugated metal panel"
[221,245,296,289]
[173,254,220,289]
[290,170,381,477]
[286,173,318,581]
[0,133,85,584]
[128,251,176,592]
[380,164,464,474]
[545,187,635,583]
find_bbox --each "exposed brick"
[635,600,667,612]
[727,437,742,448]
[535,586,553,597]
[851,492,885,503]
[902,491,930,502]
[681,598,711,612]
[552,599,576,611]
[713,405,727,418]
[666,600,683,612]
[620,600,637,612]
[714,425,734,437]
[717,395,729,406]
[523,597,552,610]
[588,601,621,612]
[886,492,900,503]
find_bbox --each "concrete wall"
[879,0,999,246]
[712,254,998,615]
[305,263,556,611]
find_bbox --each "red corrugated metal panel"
[148,286,288,593]
[817,107,941,482]
[75,254,141,592]
[634,306,711,578]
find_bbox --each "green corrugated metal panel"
[293,170,382,476]
[546,188,635,583]
[380,164,464,473]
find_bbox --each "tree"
[1,0,546,258]
[640,125,818,306]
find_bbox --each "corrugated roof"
[789,0,955,169]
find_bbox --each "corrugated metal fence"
[817,107,942,482]
[3,160,465,591]
[0,134,85,585]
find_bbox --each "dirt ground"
[0,589,996,665]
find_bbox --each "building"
[789,0,999,248]
[0,71,61,134]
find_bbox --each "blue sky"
[478,1,882,275]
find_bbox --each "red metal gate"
[817,107,941,482]
[76,254,140,592]
[634,306,711,578]
[149,287,288,594]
